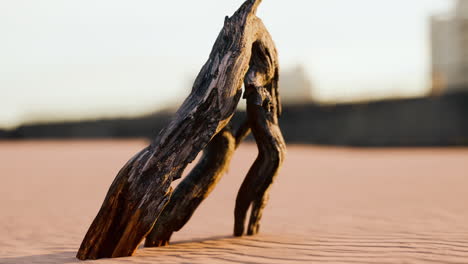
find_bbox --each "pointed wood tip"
[234,0,262,17]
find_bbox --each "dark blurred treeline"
[1,91,467,147]
[281,91,468,146]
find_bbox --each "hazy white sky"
[0,0,453,128]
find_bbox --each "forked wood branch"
[234,83,286,236]
[77,0,284,259]
[234,36,286,237]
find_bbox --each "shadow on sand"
[0,235,234,264]
[0,251,77,264]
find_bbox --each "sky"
[0,0,454,128]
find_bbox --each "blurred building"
[279,65,315,104]
[431,0,468,94]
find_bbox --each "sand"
[0,140,467,264]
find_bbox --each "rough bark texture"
[77,0,283,260]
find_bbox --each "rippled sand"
[0,140,467,263]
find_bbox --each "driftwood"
[144,120,251,247]
[144,126,237,247]
[77,0,284,259]
[235,68,286,236]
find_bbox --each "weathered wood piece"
[76,0,280,260]
[144,0,283,247]
[234,39,286,237]
[144,127,237,247]
[144,119,252,247]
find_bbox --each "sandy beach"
[0,140,467,263]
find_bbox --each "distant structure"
[431,0,468,94]
[279,65,315,104]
